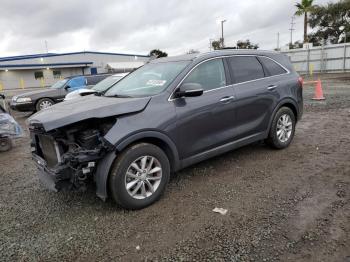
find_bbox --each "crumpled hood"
[28,95,151,131]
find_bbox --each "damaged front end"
[29,118,116,192]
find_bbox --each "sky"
[0,0,336,57]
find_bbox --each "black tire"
[266,107,296,149]
[35,98,54,111]
[0,137,13,152]
[109,143,170,210]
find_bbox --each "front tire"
[36,98,54,111]
[266,107,296,149]
[109,143,170,209]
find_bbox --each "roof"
[149,53,199,63]
[0,51,150,63]
[150,49,281,63]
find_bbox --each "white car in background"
[64,73,128,101]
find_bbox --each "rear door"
[173,58,237,159]
[227,55,279,140]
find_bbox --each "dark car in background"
[28,50,303,209]
[64,73,128,101]
[10,74,110,112]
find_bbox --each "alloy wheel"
[124,156,162,200]
[276,114,293,143]
[39,100,53,110]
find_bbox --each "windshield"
[92,75,123,92]
[104,61,190,97]
[50,79,68,89]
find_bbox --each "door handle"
[220,96,234,103]
[267,85,277,91]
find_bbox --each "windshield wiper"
[104,94,133,98]
[94,91,103,96]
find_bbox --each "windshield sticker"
[146,80,167,86]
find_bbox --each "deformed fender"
[115,131,180,166]
[95,151,117,201]
[95,131,180,201]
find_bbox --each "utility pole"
[277,32,280,51]
[220,20,227,48]
[289,16,296,48]
[45,40,48,53]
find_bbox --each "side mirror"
[175,83,204,98]
[64,85,71,90]
[0,94,5,99]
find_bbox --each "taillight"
[298,76,304,88]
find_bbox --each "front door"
[173,58,236,159]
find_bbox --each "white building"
[0,51,149,90]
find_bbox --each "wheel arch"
[95,131,180,201]
[35,97,55,110]
[267,98,299,135]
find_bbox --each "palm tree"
[295,0,315,43]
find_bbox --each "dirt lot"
[1,74,350,261]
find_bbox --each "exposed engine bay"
[29,118,116,191]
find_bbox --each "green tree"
[295,0,315,43]
[308,0,350,44]
[236,39,259,49]
[211,40,221,50]
[187,49,200,54]
[289,40,304,49]
[149,49,168,58]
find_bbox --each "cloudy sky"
[0,0,335,57]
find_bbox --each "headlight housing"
[16,97,32,103]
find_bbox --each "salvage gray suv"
[28,50,303,209]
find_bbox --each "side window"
[259,56,287,76]
[228,56,264,84]
[183,59,226,91]
[67,76,86,90]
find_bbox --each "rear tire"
[36,98,54,111]
[266,107,296,149]
[109,143,170,210]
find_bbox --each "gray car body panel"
[28,50,303,201]
[28,95,151,131]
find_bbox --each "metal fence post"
[307,47,310,76]
[343,43,347,72]
[320,43,324,73]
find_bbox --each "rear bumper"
[10,101,35,112]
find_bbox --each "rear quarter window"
[228,56,265,84]
[258,56,287,76]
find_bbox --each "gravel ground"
[1,74,350,261]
